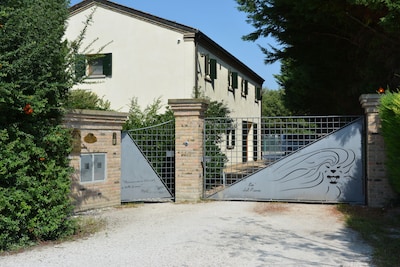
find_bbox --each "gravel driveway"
[0,201,373,267]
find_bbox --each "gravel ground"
[0,201,373,267]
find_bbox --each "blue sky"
[69,0,281,90]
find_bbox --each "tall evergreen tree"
[0,0,75,250]
[237,0,400,114]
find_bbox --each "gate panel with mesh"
[204,116,365,203]
[121,120,175,202]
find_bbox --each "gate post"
[360,94,396,207]
[168,99,209,202]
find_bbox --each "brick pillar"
[168,99,209,202]
[360,94,396,207]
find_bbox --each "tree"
[236,0,400,114]
[261,88,291,117]
[0,0,75,250]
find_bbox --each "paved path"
[0,202,373,266]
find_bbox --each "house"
[65,0,264,118]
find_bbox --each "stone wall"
[64,109,127,211]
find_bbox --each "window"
[205,54,217,81]
[241,79,248,97]
[75,53,112,78]
[256,87,262,102]
[226,129,235,149]
[80,153,106,182]
[228,71,238,91]
[253,124,258,161]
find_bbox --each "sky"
[69,0,281,90]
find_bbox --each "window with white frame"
[80,153,106,182]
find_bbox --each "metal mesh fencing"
[127,120,175,195]
[203,116,361,197]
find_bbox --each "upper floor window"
[255,87,262,102]
[75,53,112,79]
[228,71,238,91]
[204,54,217,82]
[241,79,248,97]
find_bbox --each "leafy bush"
[0,0,75,251]
[65,89,111,111]
[123,97,173,130]
[379,91,400,194]
[204,101,232,184]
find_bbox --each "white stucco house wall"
[65,0,264,119]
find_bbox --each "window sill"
[86,74,107,79]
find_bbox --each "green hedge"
[0,0,75,251]
[379,91,400,194]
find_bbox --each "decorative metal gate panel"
[204,116,365,204]
[121,121,175,202]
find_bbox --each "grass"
[337,204,400,267]
[71,215,107,239]
[0,212,107,256]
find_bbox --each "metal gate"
[121,121,175,202]
[204,116,365,204]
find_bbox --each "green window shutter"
[75,54,86,78]
[244,80,248,95]
[210,58,217,80]
[205,54,210,75]
[232,72,238,89]
[103,53,112,77]
[256,87,262,100]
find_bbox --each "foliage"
[338,205,400,267]
[123,97,175,192]
[237,0,400,115]
[65,89,111,111]
[123,97,174,130]
[261,88,291,117]
[0,0,75,251]
[379,91,400,195]
[204,101,232,185]
[123,97,232,190]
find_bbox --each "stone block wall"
[64,109,127,211]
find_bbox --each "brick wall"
[168,99,209,202]
[64,109,127,211]
[360,94,397,207]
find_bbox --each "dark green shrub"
[379,91,400,194]
[204,101,232,185]
[0,0,75,251]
